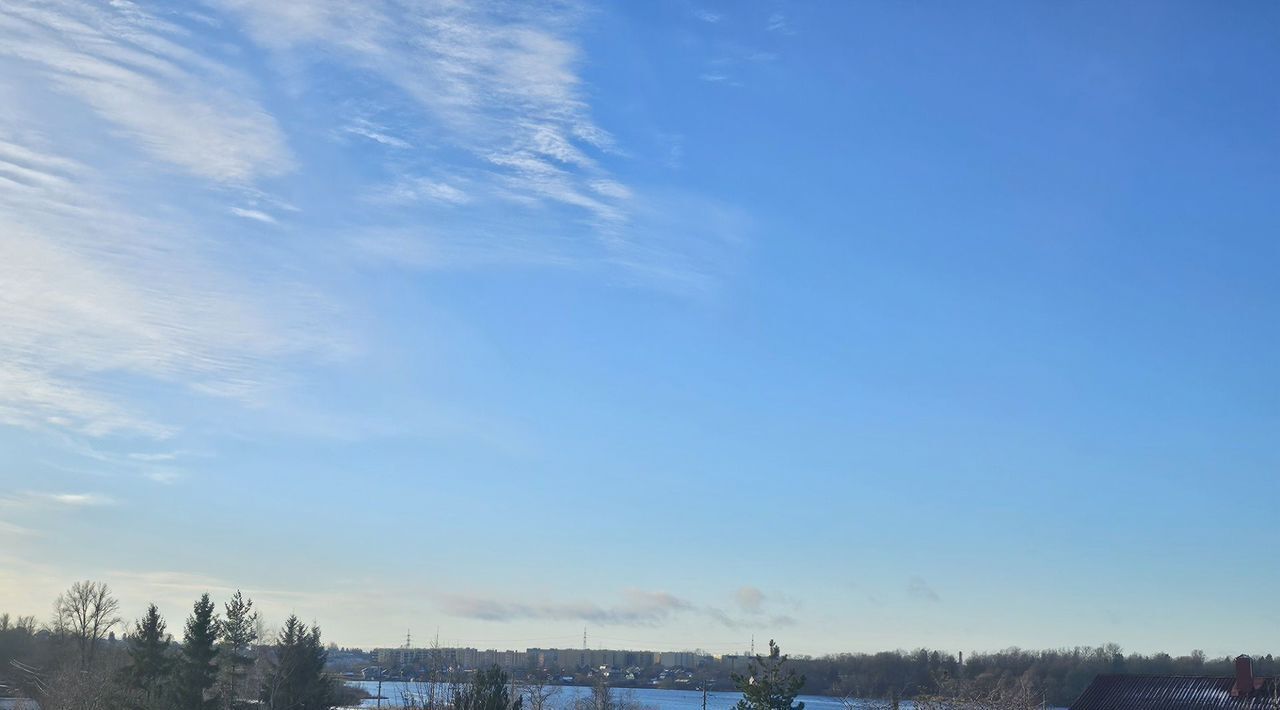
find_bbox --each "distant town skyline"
[2,1,1278,658]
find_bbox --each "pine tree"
[261,615,336,710]
[456,665,523,710]
[219,590,259,709]
[122,604,172,710]
[174,593,221,710]
[733,640,806,710]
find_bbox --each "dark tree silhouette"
[260,615,335,710]
[456,664,522,710]
[122,603,172,709]
[174,593,221,710]
[733,640,806,710]
[218,590,259,709]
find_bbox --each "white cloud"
[229,206,278,224]
[0,0,749,448]
[0,131,341,438]
[41,492,114,507]
[590,179,633,200]
[371,177,471,206]
[144,470,183,485]
[127,452,178,462]
[0,0,292,183]
[0,1,349,439]
[1,491,115,509]
[210,0,655,239]
[342,118,412,149]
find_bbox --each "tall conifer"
[174,593,221,710]
[123,603,172,710]
[219,590,259,709]
[733,640,806,710]
[261,615,335,710]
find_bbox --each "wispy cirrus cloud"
[0,0,291,183]
[342,118,413,149]
[0,146,338,438]
[765,12,794,34]
[229,207,278,224]
[213,0,746,287]
[0,1,343,441]
[213,0,617,220]
[36,492,114,507]
[0,0,749,449]
[1,491,116,509]
[369,177,472,207]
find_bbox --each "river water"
[345,680,904,709]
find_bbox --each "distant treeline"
[0,580,355,710]
[790,645,1280,706]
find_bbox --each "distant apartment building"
[659,651,710,669]
[526,648,660,671]
[372,645,712,672]
[373,647,438,666]
[372,646,514,669]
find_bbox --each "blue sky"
[1,0,1277,657]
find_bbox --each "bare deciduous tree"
[53,580,120,669]
[913,672,1043,710]
[571,675,653,710]
[839,686,903,710]
[519,671,561,710]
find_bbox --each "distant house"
[1072,655,1278,709]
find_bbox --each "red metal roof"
[1071,674,1280,710]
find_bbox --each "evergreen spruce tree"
[174,593,221,710]
[456,665,522,710]
[261,615,336,710]
[218,590,259,709]
[733,640,806,710]
[122,603,173,710]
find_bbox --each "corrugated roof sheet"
[1071,674,1280,710]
